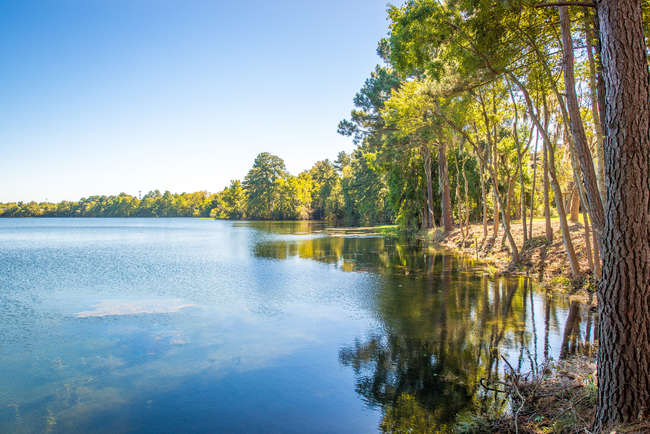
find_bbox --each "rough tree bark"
[595,0,650,430]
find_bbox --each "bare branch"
[535,2,596,8]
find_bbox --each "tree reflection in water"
[247,222,596,432]
[338,252,596,432]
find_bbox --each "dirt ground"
[480,356,650,433]
[428,218,598,305]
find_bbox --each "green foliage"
[375,225,401,236]
[387,150,432,229]
[243,152,288,219]
[214,180,247,219]
[341,147,393,223]
[310,159,340,219]
[271,173,313,220]
[0,191,217,218]
[549,276,572,291]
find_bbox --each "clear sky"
[0,0,390,203]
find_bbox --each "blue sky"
[0,0,390,202]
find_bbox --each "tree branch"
[535,2,596,8]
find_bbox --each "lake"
[0,218,595,433]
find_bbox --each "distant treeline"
[0,190,217,218]
[212,147,481,225]
[1,147,479,223]
[212,151,396,223]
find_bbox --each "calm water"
[0,219,596,433]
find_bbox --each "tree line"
[0,191,217,218]
[213,150,394,222]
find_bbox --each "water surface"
[0,219,595,433]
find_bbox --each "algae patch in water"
[75,299,194,317]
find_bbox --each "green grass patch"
[549,276,572,290]
[374,225,400,236]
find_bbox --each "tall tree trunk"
[423,145,435,229]
[476,92,500,239]
[582,203,594,273]
[509,83,527,245]
[546,134,582,279]
[591,10,609,148]
[585,10,606,204]
[593,226,601,278]
[454,148,465,240]
[595,0,650,429]
[479,147,488,238]
[509,72,581,278]
[559,6,605,254]
[529,130,539,241]
[540,98,554,244]
[490,171,520,263]
[543,134,553,243]
[438,142,453,232]
[493,190,500,238]
[492,135,502,239]
[421,207,427,231]
[439,115,520,263]
[462,154,470,237]
[569,185,580,222]
[506,177,514,230]
[517,141,527,245]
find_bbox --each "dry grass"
[467,356,650,434]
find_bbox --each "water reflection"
[0,220,597,433]
[247,221,597,431]
[340,271,595,431]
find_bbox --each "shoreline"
[421,219,598,307]
[416,220,609,433]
